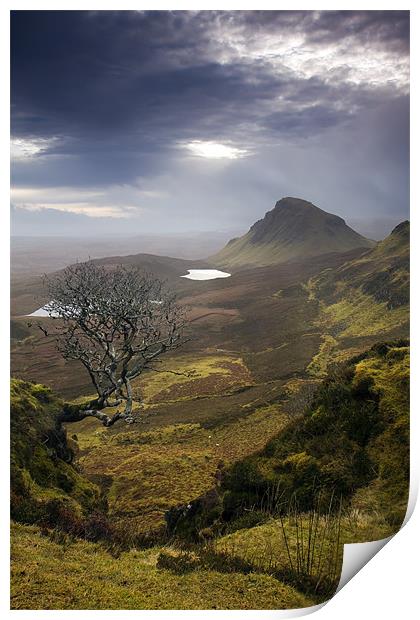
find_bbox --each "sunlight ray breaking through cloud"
[182,141,249,159]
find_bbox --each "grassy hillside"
[10,335,409,613]
[314,220,409,313]
[305,221,409,376]
[212,198,374,268]
[180,341,409,538]
[61,352,292,536]
[11,379,100,524]
[11,522,315,610]
[9,377,319,610]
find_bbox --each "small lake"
[25,270,232,316]
[180,269,231,281]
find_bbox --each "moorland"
[10,198,409,610]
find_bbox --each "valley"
[10,199,410,610]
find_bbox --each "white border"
[2,2,417,618]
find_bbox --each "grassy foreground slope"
[10,378,314,610]
[11,523,314,610]
[8,366,320,610]
[215,341,409,535]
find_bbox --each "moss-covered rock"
[10,379,100,523]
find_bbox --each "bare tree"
[39,261,187,426]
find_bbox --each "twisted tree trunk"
[60,397,133,427]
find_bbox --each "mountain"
[211,197,375,268]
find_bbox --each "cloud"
[11,137,59,160]
[208,11,409,90]
[10,185,160,219]
[181,141,250,159]
[11,11,408,142]
[10,10,409,237]
[14,203,134,218]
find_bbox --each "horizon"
[10,194,409,242]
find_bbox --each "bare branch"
[41,261,187,427]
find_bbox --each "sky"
[10,10,409,239]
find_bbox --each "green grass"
[214,342,409,535]
[321,291,408,338]
[138,354,254,404]
[11,522,315,610]
[10,341,409,609]
[215,509,393,588]
[10,379,100,522]
[349,345,410,524]
[73,403,290,534]
[307,335,338,377]
[55,351,290,535]
[302,220,409,378]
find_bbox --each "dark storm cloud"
[238,10,409,54]
[11,10,408,140]
[264,104,347,136]
[301,10,409,51]
[10,10,409,237]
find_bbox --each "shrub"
[194,342,410,536]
